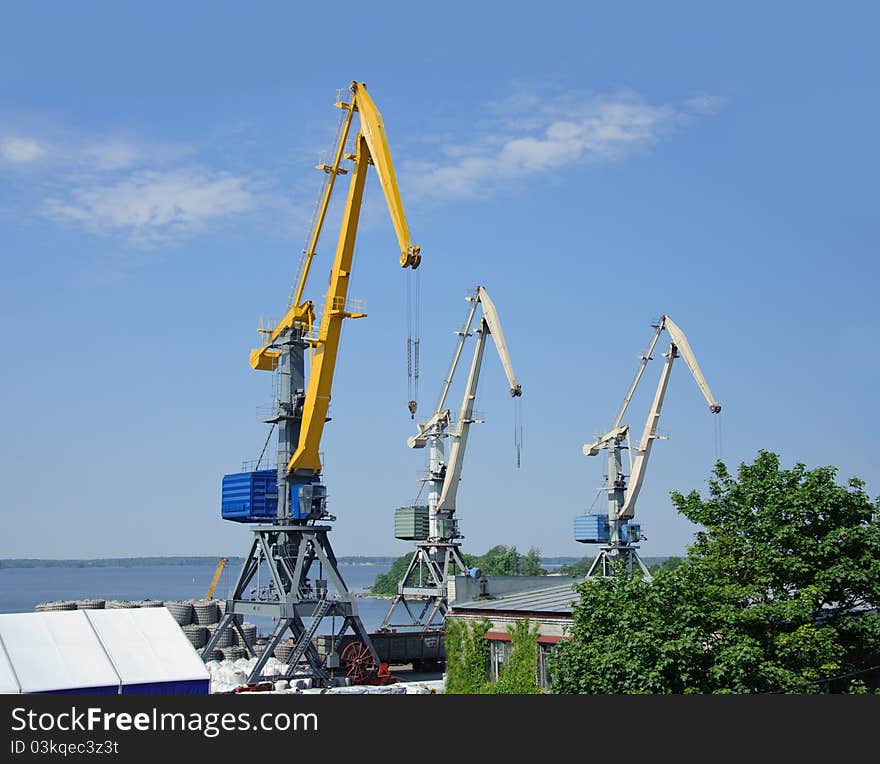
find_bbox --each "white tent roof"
[0,641,21,693]
[0,611,120,693]
[85,607,209,687]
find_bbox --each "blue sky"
[1,2,877,560]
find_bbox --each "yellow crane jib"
[205,557,229,600]
[248,82,420,477]
[249,82,418,375]
[348,82,421,270]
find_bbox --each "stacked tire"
[165,602,194,626]
[192,601,220,625]
[34,601,77,612]
[221,646,245,661]
[240,622,258,647]
[208,624,234,649]
[182,625,208,649]
[74,599,106,610]
[274,642,293,663]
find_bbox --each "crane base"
[379,542,469,631]
[586,544,653,580]
[201,523,377,687]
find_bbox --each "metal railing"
[239,459,278,473]
[326,295,366,315]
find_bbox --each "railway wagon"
[313,629,445,671]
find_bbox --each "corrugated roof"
[451,582,579,615]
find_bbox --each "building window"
[489,640,510,681]
[537,643,559,690]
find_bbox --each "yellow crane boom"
[205,557,228,600]
[249,82,420,477]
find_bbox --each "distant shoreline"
[0,556,396,570]
[0,555,672,571]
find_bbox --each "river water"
[0,562,394,634]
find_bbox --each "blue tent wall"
[121,679,210,695]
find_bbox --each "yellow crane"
[249,81,421,478]
[210,82,422,686]
[204,557,228,600]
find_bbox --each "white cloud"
[0,136,47,163]
[44,168,256,243]
[2,86,725,253]
[77,138,192,172]
[81,141,144,171]
[0,131,191,173]
[406,90,721,198]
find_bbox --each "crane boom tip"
[401,245,421,268]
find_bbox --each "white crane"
[578,315,720,578]
[381,286,522,631]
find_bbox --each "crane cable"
[714,409,723,462]
[406,268,421,418]
[254,422,276,471]
[514,396,523,468]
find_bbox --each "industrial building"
[446,575,580,690]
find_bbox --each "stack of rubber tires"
[74,599,106,610]
[192,600,220,625]
[165,601,194,626]
[34,601,77,612]
[182,624,208,649]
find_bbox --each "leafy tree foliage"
[557,557,592,577]
[371,546,545,594]
[649,556,684,574]
[478,545,522,576]
[370,554,416,596]
[550,451,880,693]
[558,555,684,577]
[520,547,547,577]
[491,619,542,694]
[445,617,542,694]
[478,545,546,576]
[444,617,491,694]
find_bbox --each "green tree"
[445,617,543,694]
[460,552,481,570]
[550,451,880,693]
[557,557,592,577]
[444,617,491,694]
[549,561,717,693]
[478,544,548,576]
[371,546,547,596]
[492,618,542,694]
[370,554,414,596]
[520,547,547,576]
[479,545,522,576]
[648,556,684,574]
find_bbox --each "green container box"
[394,505,430,540]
